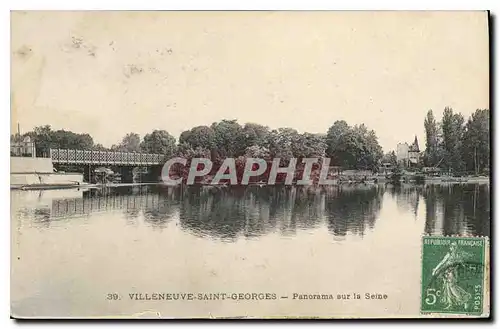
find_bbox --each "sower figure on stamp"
[431,242,472,311]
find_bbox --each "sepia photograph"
[10,10,490,319]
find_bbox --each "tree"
[382,151,397,165]
[440,107,465,172]
[241,123,271,150]
[268,128,298,160]
[179,125,216,151]
[211,120,245,157]
[179,130,191,145]
[292,133,327,159]
[52,130,94,149]
[175,143,211,160]
[352,124,383,171]
[244,145,271,159]
[24,125,95,156]
[93,143,109,151]
[462,109,490,174]
[27,125,53,156]
[141,130,176,156]
[424,109,439,166]
[171,143,212,182]
[326,120,351,166]
[326,121,382,171]
[113,133,142,152]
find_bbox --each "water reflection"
[422,184,490,237]
[326,185,384,237]
[390,185,421,217]
[11,183,490,239]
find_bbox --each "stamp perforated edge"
[419,234,490,318]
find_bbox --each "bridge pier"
[121,167,135,183]
[83,165,94,183]
[145,165,163,183]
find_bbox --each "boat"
[441,177,469,183]
[12,183,83,190]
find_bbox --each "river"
[10,183,490,318]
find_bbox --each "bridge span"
[49,148,165,183]
[50,148,164,166]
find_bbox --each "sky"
[11,11,489,153]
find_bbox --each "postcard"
[10,11,490,319]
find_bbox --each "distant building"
[396,143,409,163]
[408,136,420,166]
[422,167,442,176]
[10,136,36,158]
[396,136,421,168]
[379,162,394,175]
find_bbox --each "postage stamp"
[421,236,487,316]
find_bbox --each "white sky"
[11,11,489,152]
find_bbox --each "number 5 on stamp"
[420,236,488,316]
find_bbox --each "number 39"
[107,293,119,300]
[425,288,440,305]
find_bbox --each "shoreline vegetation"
[11,107,489,188]
[11,175,490,191]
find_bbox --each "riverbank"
[89,182,160,188]
[11,183,84,191]
[405,175,490,184]
[11,175,490,191]
[10,182,161,191]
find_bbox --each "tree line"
[11,120,384,171]
[10,125,177,158]
[11,107,490,176]
[423,108,489,175]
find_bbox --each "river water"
[11,183,490,318]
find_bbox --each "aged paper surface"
[10,11,490,319]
